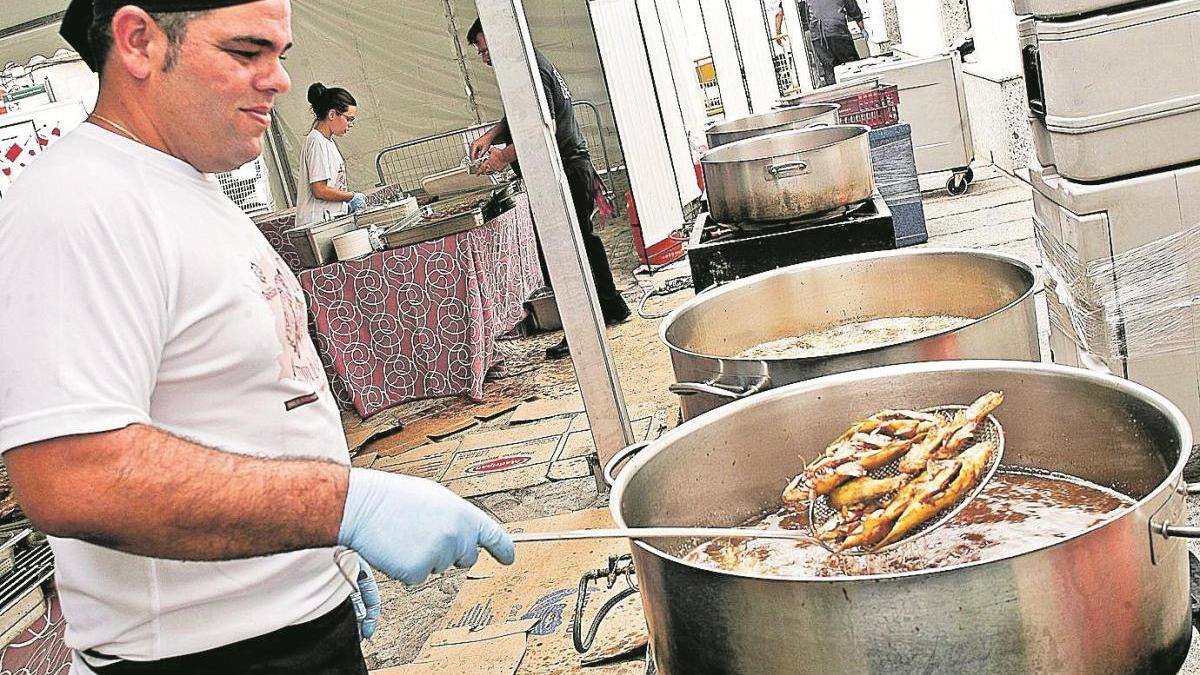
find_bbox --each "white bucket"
[332,228,373,261]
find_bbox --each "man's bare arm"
[3,423,346,560]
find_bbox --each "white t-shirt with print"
[0,123,351,664]
[295,127,349,226]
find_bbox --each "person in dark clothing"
[778,0,867,87]
[466,18,630,360]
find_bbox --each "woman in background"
[296,82,365,226]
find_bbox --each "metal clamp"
[572,554,639,654]
[766,160,809,179]
[668,376,770,400]
[603,441,651,487]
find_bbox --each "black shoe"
[545,338,570,360]
[604,303,631,326]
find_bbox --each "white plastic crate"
[216,155,274,216]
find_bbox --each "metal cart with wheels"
[947,166,973,195]
[837,52,976,196]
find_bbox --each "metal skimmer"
[808,405,1005,556]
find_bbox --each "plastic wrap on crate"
[868,123,926,246]
[1034,218,1200,361]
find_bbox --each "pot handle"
[766,160,810,179]
[603,441,652,487]
[804,122,830,129]
[1152,482,1200,538]
[668,377,770,400]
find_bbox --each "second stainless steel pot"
[661,248,1040,420]
[700,124,874,225]
[705,103,840,148]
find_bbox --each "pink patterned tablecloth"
[298,193,543,417]
[252,207,302,274]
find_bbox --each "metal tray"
[381,210,484,250]
[284,214,358,268]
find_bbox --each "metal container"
[283,214,358,269]
[661,248,1039,420]
[611,360,1197,674]
[1011,0,1129,17]
[700,125,874,225]
[704,104,840,149]
[524,288,562,332]
[1020,4,1200,183]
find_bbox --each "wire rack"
[374,101,622,207]
[374,122,493,194]
[771,42,804,97]
[216,155,274,216]
[0,529,53,620]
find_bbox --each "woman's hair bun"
[307,83,328,107]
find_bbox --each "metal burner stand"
[687,194,896,292]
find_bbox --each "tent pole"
[474,0,633,478]
[445,0,485,125]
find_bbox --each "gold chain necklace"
[90,113,145,145]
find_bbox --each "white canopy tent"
[0,1,627,209]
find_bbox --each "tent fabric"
[280,0,624,195]
[0,23,67,69]
[0,1,64,32]
[0,1,624,200]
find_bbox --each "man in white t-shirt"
[0,1,514,673]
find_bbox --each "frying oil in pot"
[683,469,1134,578]
[735,315,972,360]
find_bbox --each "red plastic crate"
[839,104,900,128]
[824,83,900,116]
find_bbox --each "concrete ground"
[355,165,1200,673]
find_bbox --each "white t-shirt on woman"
[295,127,349,226]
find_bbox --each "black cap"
[61,0,260,71]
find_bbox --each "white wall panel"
[590,0,692,247]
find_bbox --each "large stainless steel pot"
[662,248,1040,420]
[700,124,873,225]
[611,360,1198,674]
[705,103,840,148]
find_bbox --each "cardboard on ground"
[444,509,648,674]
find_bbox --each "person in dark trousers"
[466,18,631,360]
[777,0,867,87]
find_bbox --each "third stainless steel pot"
[700,124,874,225]
[661,248,1040,420]
[612,360,1197,674]
[705,103,840,148]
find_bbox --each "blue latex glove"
[338,468,515,586]
[347,192,368,213]
[348,555,380,640]
[860,27,870,42]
